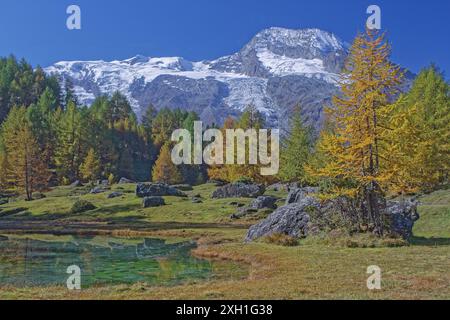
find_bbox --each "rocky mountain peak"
[246,27,347,57]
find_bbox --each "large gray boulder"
[136,183,187,198]
[245,195,319,242]
[212,183,265,199]
[385,199,420,240]
[142,196,166,208]
[286,187,319,205]
[267,182,300,192]
[249,196,278,210]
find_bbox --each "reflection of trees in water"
[135,238,196,260]
[0,237,213,287]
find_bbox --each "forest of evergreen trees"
[0,28,448,209]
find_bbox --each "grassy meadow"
[0,182,449,300]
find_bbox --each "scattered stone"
[249,196,278,210]
[70,200,96,214]
[192,197,203,204]
[136,183,187,198]
[245,195,319,242]
[286,187,319,205]
[231,196,279,220]
[212,183,265,199]
[267,182,300,192]
[118,177,135,184]
[90,186,107,194]
[385,199,420,240]
[171,184,194,191]
[70,180,83,188]
[107,192,124,199]
[97,180,109,186]
[142,196,166,208]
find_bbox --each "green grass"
[0,183,253,224]
[0,183,449,300]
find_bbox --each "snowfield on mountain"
[45,27,349,128]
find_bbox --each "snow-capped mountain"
[45,27,349,128]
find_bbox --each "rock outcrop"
[246,186,421,242]
[385,199,420,240]
[249,196,278,210]
[212,183,265,199]
[136,183,187,198]
[245,201,317,242]
[286,187,319,205]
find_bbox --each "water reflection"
[0,235,221,288]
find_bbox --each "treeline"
[0,56,211,199]
[0,28,448,213]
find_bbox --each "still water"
[0,235,246,288]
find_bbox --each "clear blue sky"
[1,0,449,76]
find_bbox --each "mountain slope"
[45,27,348,127]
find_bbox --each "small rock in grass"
[192,197,203,204]
[118,177,135,184]
[107,192,124,199]
[142,196,166,208]
[90,186,106,194]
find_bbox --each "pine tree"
[309,29,403,235]
[142,103,157,142]
[80,148,101,183]
[152,143,183,184]
[64,78,78,108]
[279,106,313,184]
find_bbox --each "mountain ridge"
[44,27,350,128]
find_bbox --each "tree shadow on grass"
[410,236,450,246]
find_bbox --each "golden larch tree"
[310,29,403,234]
[1,106,49,200]
[152,143,183,184]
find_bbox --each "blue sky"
[0,0,449,76]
